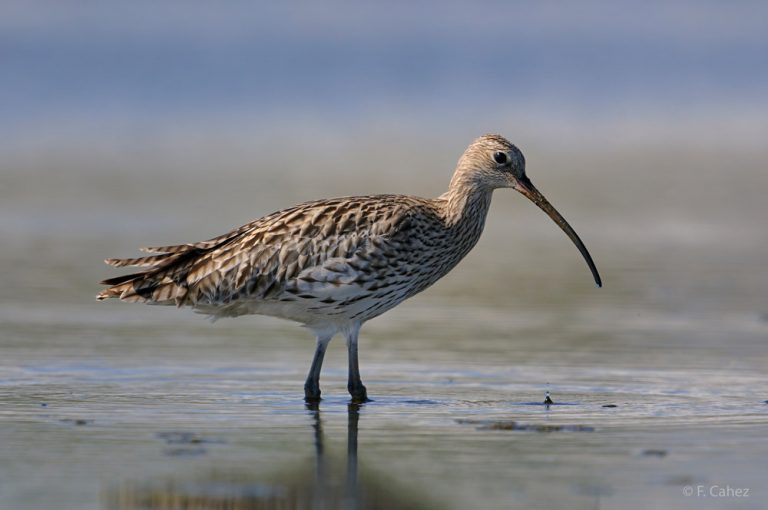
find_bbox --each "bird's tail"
[96,249,194,304]
[97,219,259,305]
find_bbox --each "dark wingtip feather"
[100,272,143,286]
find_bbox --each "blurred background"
[3,0,767,309]
[1,2,767,509]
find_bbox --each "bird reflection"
[104,402,435,510]
[306,401,363,509]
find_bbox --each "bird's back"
[98,193,482,325]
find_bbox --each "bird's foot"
[304,383,322,403]
[348,383,369,403]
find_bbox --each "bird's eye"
[493,151,508,165]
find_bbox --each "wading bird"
[98,134,601,402]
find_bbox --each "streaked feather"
[98,134,521,326]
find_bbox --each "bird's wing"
[97,195,432,307]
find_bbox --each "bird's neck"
[441,176,494,229]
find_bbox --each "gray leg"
[345,325,369,402]
[305,334,332,402]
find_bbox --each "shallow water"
[1,142,767,509]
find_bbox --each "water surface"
[1,139,767,509]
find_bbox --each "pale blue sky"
[2,1,766,145]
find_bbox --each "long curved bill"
[514,176,602,287]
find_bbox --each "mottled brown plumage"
[99,134,601,402]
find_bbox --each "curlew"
[98,134,601,402]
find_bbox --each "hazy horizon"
[2,0,766,152]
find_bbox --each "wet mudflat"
[1,328,765,510]
[1,142,767,509]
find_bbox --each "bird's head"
[454,134,602,287]
[455,133,528,191]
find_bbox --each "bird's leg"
[304,334,332,402]
[345,325,369,403]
